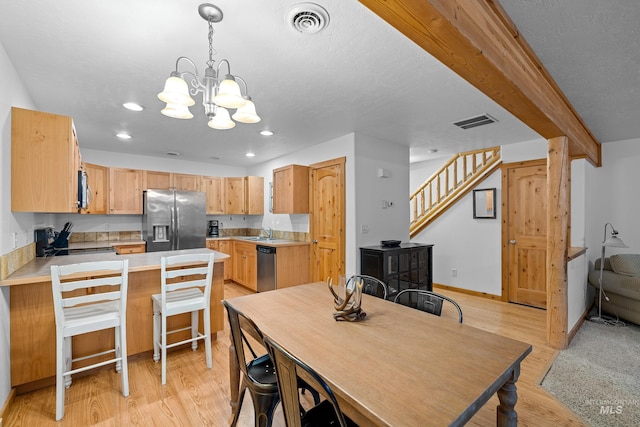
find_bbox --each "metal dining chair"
[152,252,215,385]
[50,259,130,421]
[264,335,358,427]
[393,289,463,323]
[347,274,389,300]
[223,301,320,427]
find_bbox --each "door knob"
[509,239,517,244]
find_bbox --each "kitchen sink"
[236,236,269,241]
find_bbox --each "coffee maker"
[208,220,219,237]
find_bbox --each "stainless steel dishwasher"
[256,245,277,292]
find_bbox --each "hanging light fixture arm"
[171,56,205,97]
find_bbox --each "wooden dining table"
[223,282,532,426]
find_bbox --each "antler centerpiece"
[327,276,366,321]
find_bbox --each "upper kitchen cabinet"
[272,164,309,214]
[143,170,172,190]
[109,167,143,214]
[245,176,264,215]
[80,163,108,214]
[143,171,201,192]
[203,176,224,214]
[173,173,201,191]
[11,107,81,212]
[224,176,264,215]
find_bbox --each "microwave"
[78,170,88,209]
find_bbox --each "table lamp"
[591,222,627,323]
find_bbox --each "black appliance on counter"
[34,222,73,257]
[208,220,219,237]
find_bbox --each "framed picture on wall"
[473,188,496,219]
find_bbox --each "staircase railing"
[410,147,501,237]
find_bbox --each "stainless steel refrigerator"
[142,189,206,252]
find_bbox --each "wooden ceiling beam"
[359,0,601,166]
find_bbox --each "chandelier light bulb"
[232,98,261,123]
[213,77,245,108]
[208,107,235,130]
[157,75,195,106]
[161,103,194,119]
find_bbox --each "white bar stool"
[152,252,215,385]
[50,259,130,421]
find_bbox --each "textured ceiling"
[500,0,640,144]
[0,1,637,167]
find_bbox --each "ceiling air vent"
[453,114,498,130]
[286,3,330,35]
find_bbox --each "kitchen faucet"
[261,228,273,239]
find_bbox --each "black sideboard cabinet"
[360,243,433,300]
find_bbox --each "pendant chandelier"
[157,3,260,130]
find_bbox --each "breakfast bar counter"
[0,248,229,390]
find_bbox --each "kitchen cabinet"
[11,107,82,213]
[109,167,143,214]
[143,171,201,192]
[143,170,172,190]
[203,176,224,214]
[275,244,310,288]
[224,177,245,214]
[207,239,231,280]
[80,162,108,214]
[173,173,201,191]
[272,164,309,214]
[112,243,146,254]
[232,240,258,290]
[224,176,264,215]
[245,176,264,214]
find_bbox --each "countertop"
[67,240,146,250]
[207,236,310,247]
[0,248,229,287]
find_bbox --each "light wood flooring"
[3,282,588,426]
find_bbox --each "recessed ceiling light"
[245,152,256,157]
[123,102,144,112]
[260,130,274,136]
[116,132,132,140]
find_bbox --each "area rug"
[541,320,640,426]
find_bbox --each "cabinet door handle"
[312,240,318,244]
[509,239,517,244]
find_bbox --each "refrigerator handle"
[170,206,176,250]
[175,206,180,250]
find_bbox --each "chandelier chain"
[207,18,217,69]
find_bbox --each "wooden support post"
[547,136,569,349]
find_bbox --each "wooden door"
[203,176,224,214]
[309,157,346,283]
[503,160,547,308]
[224,177,245,214]
[11,107,79,212]
[109,167,143,214]
[245,176,264,214]
[81,162,108,214]
[143,170,172,190]
[174,173,201,191]
[217,240,232,281]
